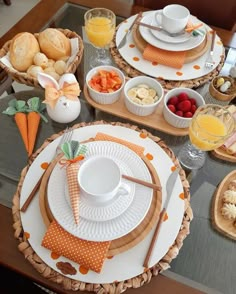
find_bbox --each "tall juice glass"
[84,8,116,68]
[178,104,235,170]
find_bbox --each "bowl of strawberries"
[163,88,205,128]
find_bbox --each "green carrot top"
[2,97,48,123]
[61,140,88,160]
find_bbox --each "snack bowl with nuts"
[86,65,126,105]
[163,87,205,129]
[209,76,236,102]
[124,76,164,116]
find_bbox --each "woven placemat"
[110,20,225,90]
[12,121,193,293]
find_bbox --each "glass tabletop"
[1,3,236,294]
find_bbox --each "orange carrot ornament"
[2,99,29,152]
[26,97,48,156]
[60,141,87,225]
[2,97,48,156]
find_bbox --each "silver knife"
[117,12,142,50]
[143,168,180,268]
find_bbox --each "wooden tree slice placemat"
[211,170,236,240]
[110,22,225,90]
[132,23,211,64]
[39,148,162,256]
[12,121,193,293]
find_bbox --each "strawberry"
[184,112,193,118]
[177,100,191,112]
[178,92,189,102]
[175,110,183,117]
[167,96,179,105]
[168,104,176,113]
[189,98,196,105]
[191,105,197,114]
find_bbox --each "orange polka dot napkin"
[42,221,110,273]
[143,44,186,69]
[95,132,145,156]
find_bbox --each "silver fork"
[205,30,216,69]
[21,127,73,212]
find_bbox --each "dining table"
[0,1,236,294]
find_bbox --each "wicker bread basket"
[209,76,236,102]
[0,28,84,88]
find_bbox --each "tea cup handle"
[118,182,131,196]
[155,10,163,25]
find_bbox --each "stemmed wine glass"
[84,7,116,68]
[178,104,235,170]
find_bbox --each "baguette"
[38,28,71,60]
[9,32,40,72]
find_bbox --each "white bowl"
[86,65,125,104]
[124,76,164,116]
[163,88,205,128]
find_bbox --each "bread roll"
[38,28,71,60]
[9,32,40,72]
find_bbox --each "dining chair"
[132,0,236,31]
[0,69,14,97]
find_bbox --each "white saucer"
[139,11,205,51]
[64,156,135,222]
[150,16,191,44]
[47,141,153,241]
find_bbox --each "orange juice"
[85,16,115,48]
[189,114,227,151]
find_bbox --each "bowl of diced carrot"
[86,65,125,104]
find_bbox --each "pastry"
[9,32,40,72]
[223,190,236,204]
[221,203,236,220]
[38,28,71,60]
[228,180,236,191]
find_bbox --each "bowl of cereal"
[124,76,164,116]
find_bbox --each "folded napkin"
[60,141,87,224]
[41,133,145,273]
[143,45,186,69]
[42,221,111,273]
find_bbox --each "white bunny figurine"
[38,72,81,123]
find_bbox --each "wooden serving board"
[211,170,236,240]
[212,148,236,163]
[132,19,210,64]
[83,84,189,136]
[39,146,162,256]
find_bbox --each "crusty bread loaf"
[9,32,40,72]
[38,28,71,60]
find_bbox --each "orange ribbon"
[44,82,81,108]
[59,155,85,168]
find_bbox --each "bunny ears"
[38,73,81,108]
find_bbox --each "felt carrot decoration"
[2,99,29,152]
[60,141,88,225]
[2,97,48,156]
[26,97,48,156]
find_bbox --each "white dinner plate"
[20,124,185,284]
[150,16,191,44]
[64,156,135,222]
[139,11,205,51]
[47,141,153,241]
[115,11,223,81]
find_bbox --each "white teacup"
[155,4,190,34]
[78,156,130,204]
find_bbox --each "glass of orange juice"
[178,104,235,170]
[84,8,116,68]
